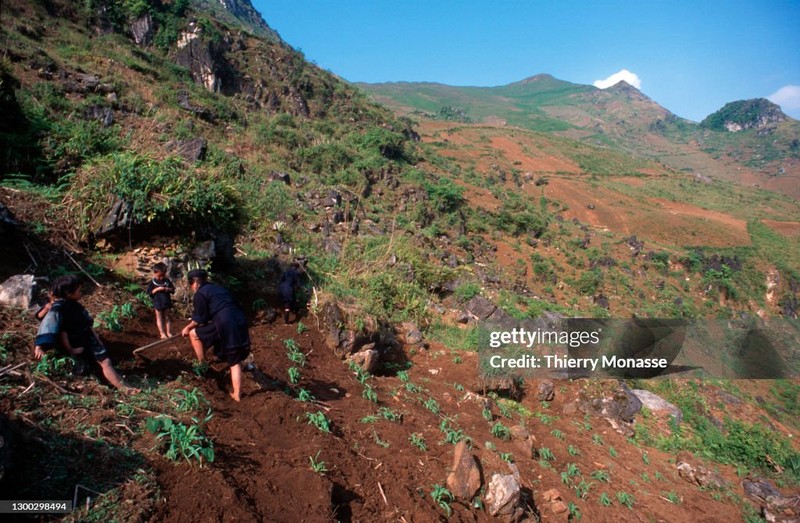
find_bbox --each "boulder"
[509,425,537,459]
[83,104,114,127]
[744,478,800,523]
[0,274,37,309]
[536,380,555,402]
[465,296,496,320]
[402,322,424,345]
[676,453,730,490]
[166,137,208,163]
[446,441,482,500]
[484,473,521,518]
[630,389,683,422]
[350,349,379,374]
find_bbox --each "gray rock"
[484,473,521,517]
[98,199,133,236]
[403,322,424,345]
[743,478,783,503]
[83,105,114,127]
[0,274,37,309]
[536,380,555,402]
[465,296,496,320]
[676,453,730,490]
[167,137,208,163]
[631,389,683,422]
[130,14,155,46]
[446,441,482,500]
[350,349,379,374]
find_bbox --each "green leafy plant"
[599,492,612,506]
[491,422,511,441]
[297,388,315,402]
[32,353,72,376]
[305,411,331,433]
[288,367,301,384]
[538,447,555,462]
[551,429,566,441]
[397,370,410,383]
[590,470,611,483]
[430,484,454,517]
[360,414,378,424]
[616,491,635,510]
[296,321,308,334]
[145,414,214,465]
[482,408,493,421]
[362,385,378,403]
[568,445,581,456]
[172,387,207,413]
[567,501,582,520]
[591,434,604,446]
[423,398,440,414]
[664,491,680,504]
[409,433,427,451]
[309,451,327,474]
[609,446,618,458]
[378,407,402,422]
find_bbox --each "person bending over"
[181,269,251,402]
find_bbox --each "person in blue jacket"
[181,269,251,401]
[33,274,138,394]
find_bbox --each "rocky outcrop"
[166,137,208,163]
[129,14,155,46]
[567,382,642,437]
[676,453,730,490]
[701,98,787,133]
[630,389,682,422]
[175,22,224,93]
[744,477,800,523]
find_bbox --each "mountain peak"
[701,98,786,132]
[194,0,281,41]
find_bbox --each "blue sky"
[253,1,800,122]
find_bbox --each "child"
[33,274,138,394]
[147,262,175,339]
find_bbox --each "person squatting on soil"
[32,274,139,395]
[279,261,303,324]
[147,262,175,339]
[181,269,251,402]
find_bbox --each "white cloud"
[768,85,800,117]
[593,69,642,90]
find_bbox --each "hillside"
[358,77,800,199]
[0,1,799,522]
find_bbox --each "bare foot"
[159,334,168,340]
[229,391,241,402]
[120,386,141,396]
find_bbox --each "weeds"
[145,414,214,465]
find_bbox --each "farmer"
[181,269,251,402]
[278,261,303,324]
[33,274,139,394]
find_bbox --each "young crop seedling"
[609,446,618,458]
[371,428,390,448]
[590,470,611,483]
[423,398,440,414]
[296,321,308,334]
[378,407,402,422]
[288,367,301,384]
[409,433,427,451]
[591,434,604,446]
[574,480,593,500]
[538,446,556,462]
[430,484,454,517]
[568,445,581,456]
[297,388,315,402]
[664,491,680,504]
[306,411,331,433]
[360,414,378,424]
[397,370,410,383]
[309,451,327,474]
[551,429,566,441]
[599,492,612,506]
[490,422,511,441]
[642,451,650,465]
[616,491,635,510]
[482,408,493,421]
[499,452,514,463]
[567,502,582,520]
[362,385,378,403]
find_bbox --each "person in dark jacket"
[33,274,138,394]
[279,261,303,324]
[181,269,251,401]
[147,262,175,339]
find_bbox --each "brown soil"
[762,219,800,237]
